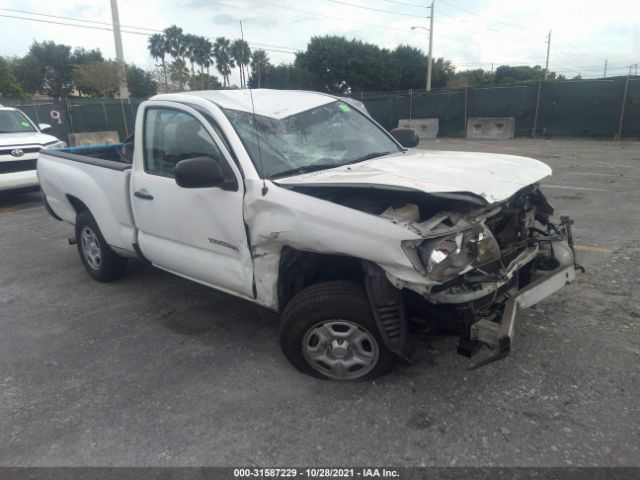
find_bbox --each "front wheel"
[280,281,397,380]
[75,210,127,282]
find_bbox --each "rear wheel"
[280,281,397,380]
[75,210,127,282]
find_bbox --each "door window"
[143,108,225,177]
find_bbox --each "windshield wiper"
[270,151,396,179]
[346,151,395,164]
[270,163,343,179]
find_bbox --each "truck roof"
[151,89,339,120]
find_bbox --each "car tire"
[75,210,127,282]
[280,281,397,380]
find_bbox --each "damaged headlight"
[403,224,501,282]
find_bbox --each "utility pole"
[544,30,551,80]
[603,59,608,77]
[427,0,435,91]
[616,65,632,139]
[110,0,129,99]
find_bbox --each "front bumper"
[0,170,39,192]
[468,263,576,368]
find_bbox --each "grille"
[0,159,37,173]
[0,146,41,156]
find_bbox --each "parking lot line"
[573,159,635,169]
[542,185,608,191]
[569,172,640,178]
[0,204,40,214]
[574,244,612,253]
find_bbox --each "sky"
[0,0,639,85]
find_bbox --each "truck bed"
[43,144,132,170]
[37,144,137,254]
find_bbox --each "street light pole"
[544,30,551,81]
[411,4,434,92]
[110,0,129,99]
[427,0,435,91]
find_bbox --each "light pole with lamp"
[411,1,434,91]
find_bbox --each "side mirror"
[390,128,419,148]
[38,123,52,132]
[175,156,231,189]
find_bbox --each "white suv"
[0,105,66,192]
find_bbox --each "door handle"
[134,190,154,200]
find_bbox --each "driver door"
[130,102,254,299]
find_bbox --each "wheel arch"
[66,194,89,216]
[277,247,365,311]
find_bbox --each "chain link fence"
[355,76,640,138]
[0,97,146,144]
[2,76,639,143]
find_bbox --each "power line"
[0,7,303,53]
[438,0,529,30]
[0,13,152,36]
[0,11,432,69]
[0,12,298,59]
[320,0,429,18]
[433,8,543,43]
[377,0,429,9]
[216,0,421,34]
[0,7,161,33]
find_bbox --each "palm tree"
[202,38,213,77]
[231,39,251,88]
[163,25,185,61]
[193,37,214,89]
[213,37,234,88]
[250,49,270,88]
[148,33,168,86]
[168,57,189,91]
[184,34,198,76]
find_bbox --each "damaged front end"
[360,185,581,367]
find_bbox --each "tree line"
[0,28,578,100]
[0,41,157,99]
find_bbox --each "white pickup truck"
[0,105,66,192]
[38,89,578,380]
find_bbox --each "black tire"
[75,210,127,282]
[280,281,397,380]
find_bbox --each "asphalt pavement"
[0,138,638,467]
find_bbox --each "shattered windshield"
[222,101,400,178]
[0,109,36,133]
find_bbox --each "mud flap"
[362,261,410,358]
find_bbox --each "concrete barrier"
[398,118,439,139]
[68,131,120,146]
[466,117,515,139]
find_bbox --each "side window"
[143,108,226,177]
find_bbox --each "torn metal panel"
[243,178,424,310]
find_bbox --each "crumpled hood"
[274,149,552,204]
[0,132,58,148]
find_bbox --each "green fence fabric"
[359,76,640,138]
[1,98,145,144]
[621,78,640,137]
[3,78,640,142]
[537,78,623,137]
[0,99,70,142]
[468,85,538,137]
[412,90,466,138]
